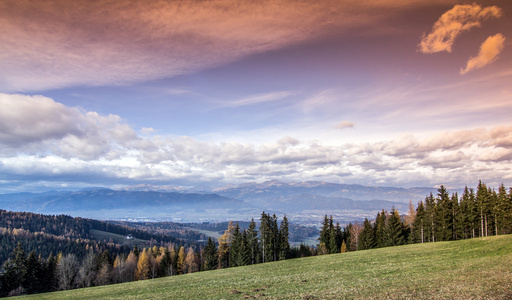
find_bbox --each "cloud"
[336,121,355,129]
[419,4,501,54]
[221,91,294,108]
[1,93,512,190]
[460,34,506,75]
[0,93,137,159]
[0,0,451,92]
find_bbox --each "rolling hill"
[18,235,512,299]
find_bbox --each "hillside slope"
[19,235,512,299]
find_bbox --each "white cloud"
[220,91,294,108]
[419,4,501,54]
[1,93,512,189]
[460,34,506,75]
[0,93,137,159]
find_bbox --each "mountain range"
[0,180,449,223]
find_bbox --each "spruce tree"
[279,215,290,260]
[359,218,375,250]
[204,237,218,271]
[385,208,405,246]
[229,223,242,267]
[374,210,387,248]
[0,242,27,296]
[413,201,426,243]
[319,215,331,252]
[247,219,259,264]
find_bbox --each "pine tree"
[477,181,490,237]
[319,215,331,252]
[203,237,218,271]
[435,185,452,241]
[385,208,405,246]
[229,223,242,267]
[498,185,512,234]
[0,242,27,296]
[158,248,173,277]
[22,250,43,294]
[413,201,426,243]
[451,192,460,240]
[424,193,436,242]
[42,253,58,292]
[359,218,375,250]
[247,219,259,264]
[374,210,387,248]
[279,215,290,260]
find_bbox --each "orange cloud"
[419,4,501,54]
[0,0,454,92]
[460,34,506,75]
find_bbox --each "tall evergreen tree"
[358,218,375,250]
[0,242,27,296]
[413,201,426,243]
[435,185,452,241]
[385,208,405,246]
[279,215,290,260]
[229,223,242,267]
[424,193,436,242]
[318,215,331,252]
[203,237,218,271]
[247,219,259,264]
[374,210,387,248]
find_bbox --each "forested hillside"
[318,181,512,253]
[0,210,192,265]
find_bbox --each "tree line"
[0,212,291,296]
[0,210,187,265]
[318,181,512,253]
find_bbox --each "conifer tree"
[374,210,387,248]
[247,219,259,264]
[203,237,218,271]
[319,215,331,252]
[424,193,436,242]
[0,242,27,296]
[43,253,58,292]
[435,185,452,241]
[385,208,405,246]
[22,250,43,294]
[229,223,242,267]
[158,248,173,277]
[279,215,290,260]
[413,201,426,243]
[359,218,375,250]
[477,181,490,237]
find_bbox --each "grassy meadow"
[18,235,512,299]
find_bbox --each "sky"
[0,0,511,193]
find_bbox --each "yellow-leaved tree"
[135,249,150,280]
[177,246,186,275]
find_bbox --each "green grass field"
[89,229,147,245]
[18,235,512,299]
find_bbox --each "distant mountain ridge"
[0,180,452,222]
[212,180,441,203]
